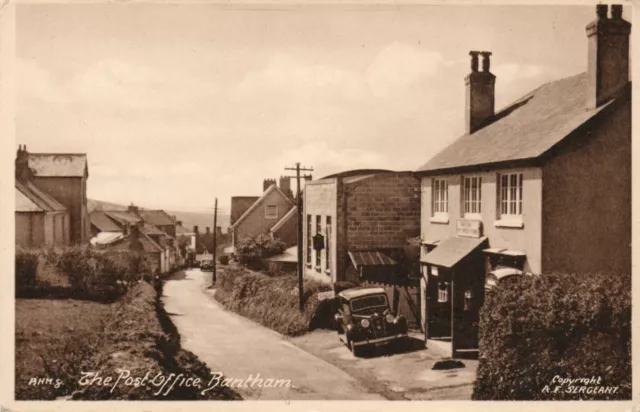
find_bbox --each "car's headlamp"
[385,314,395,323]
[360,319,370,328]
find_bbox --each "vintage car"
[334,287,408,357]
[200,260,214,271]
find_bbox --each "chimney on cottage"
[263,178,276,192]
[205,226,211,235]
[279,176,291,193]
[465,50,496,134]
[586,4,631,109]
[128,203,139,215]
[176,220,183,226]
[15,144,32,182]
[215,226,223,238]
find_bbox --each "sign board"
[456,219,483,238]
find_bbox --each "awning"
[349,250,397,270]
[421,236,488,268]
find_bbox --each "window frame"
[325,216,332,275]
[306,214,312,265]
[315,215,322,271]
[496,171,524,228]
[265,204,278,219]
[430,178,449,223]
[462,175,482,219]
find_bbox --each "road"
[162,269,383,400]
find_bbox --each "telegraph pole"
[212,197,218,284]
[285,163,313,311]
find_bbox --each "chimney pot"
[469,51,480,72]
[480,51,492,72]
[611,4,622,20]
[597,4,608,20]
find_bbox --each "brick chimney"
[215,226,223,238]
[263,178,276,192]
[205,226,211,235]
[279,176,291,193]
[15,145,32,182]
[128,203,139,215]
[586,4,631,109]
[465,50,495,134]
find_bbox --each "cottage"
[15,145,90,244]
[228,177,296,252]
[414,5,631,356]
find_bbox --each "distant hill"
[88,199,230,232]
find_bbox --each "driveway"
[162,269,383,400]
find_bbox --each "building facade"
[415,5,631,356]
[303,170,421,285]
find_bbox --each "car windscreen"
[350,294,388,313]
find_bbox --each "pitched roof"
[269,206,297,233]
[90,211,122,232]
[175,225,195,235]
[348,250,398,270]
[103,210,142,225]
[28,153,88,177]
[230,196,260,225]
[105,231,163,253]
[90,231,124,246]
[141,222,165,236]
[421,236,488,268]
[416,73,618,174]
[15,180,67,213]
[139,210,175,226]
[229,185,295,230]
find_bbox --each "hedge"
[473,272,631,400]
[234,234,286,270]
[214,266,332,336]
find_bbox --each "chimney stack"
[206,226,211,234]
[128,203,139,215]
[465,50,496,134]
[15,144,32,182]
[263,178,276,192]
[586,4,631,109]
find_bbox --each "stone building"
[414,5,631,356]
[15,145,89,245]
[302,170,421,285]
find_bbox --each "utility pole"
[285,163,313,311]
[212,197,218,284]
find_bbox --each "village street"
[162,269,476,400]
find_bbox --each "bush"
[45,246,152,301]
[219,255,229,265]
[214,266,332,336]
[473,272,631,400]
[235,234,286,270]
[16,249,40,293]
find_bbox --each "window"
[306,214,312,264]
[463,176,482,216]
[432,179,449,215]
[265,204,278,219]
[315,215,322,270]
[438,281,449,303]
[325,216,332,274]
[499,172,524,217]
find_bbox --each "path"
[162,269,384,400]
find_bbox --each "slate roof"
[15,180,67,213]
[175,225,195,235]
[416,73,618,174]
[28,153,88,177]
[103,211,142,225]
[139,210,175,226]
[90,211,122,232]
[90,231,124,246]
[421,236,488,268]
[230,196,260,225]
[229,185,294,231]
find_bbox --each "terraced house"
[415,5,631,356]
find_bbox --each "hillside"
[88,199,230,231]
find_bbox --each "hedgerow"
[473,272,630,400]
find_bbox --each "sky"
[15,4,606,213]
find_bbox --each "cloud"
[365,43,445,98]
[236,54,366,101]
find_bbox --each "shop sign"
[456,219,482,238]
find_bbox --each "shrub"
[473,272,631,400]
[235,234,286,269]
[16,249,40,293]
[214,266,332,336]
[219,255,229,265]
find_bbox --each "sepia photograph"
[5,0,633,404]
